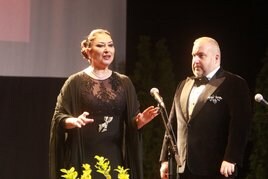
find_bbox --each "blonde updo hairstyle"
[80,29,111,61]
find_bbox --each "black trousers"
[178,165,237,179]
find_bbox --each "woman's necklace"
[90,69,111,80]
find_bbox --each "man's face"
[191,41,219,77]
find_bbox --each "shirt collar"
[206,66,220,80]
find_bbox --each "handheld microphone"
[254,93,268,106]
[150,88,165,108]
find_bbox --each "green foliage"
[130,35,176,178]
[246,48,268,179]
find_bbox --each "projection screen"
[0,0,126,77]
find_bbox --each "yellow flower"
[60,155,130,179]
[60,167,78,179]
[81,163,92,179]
[94,155,111,179]
[114,165,130,179]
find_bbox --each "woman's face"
[87,33,115,69]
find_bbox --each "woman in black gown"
[49,29,159,179]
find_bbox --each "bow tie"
[193,76,209,86]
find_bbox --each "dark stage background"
[126,0,267,89]
[0,77,66,179]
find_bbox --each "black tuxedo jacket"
[160,68,252,176]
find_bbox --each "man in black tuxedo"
[159,37,252,179]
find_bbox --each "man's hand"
[220,161,236,177]
[160,161,169,179]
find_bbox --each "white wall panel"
[0,0,126,77]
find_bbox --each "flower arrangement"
[60,155,130,179]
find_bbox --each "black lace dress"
[50,71,143,179]
[78,72,127,178]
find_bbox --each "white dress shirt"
[188,67,220,117]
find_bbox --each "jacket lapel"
[190,69,226,119]
[180,77,195,120]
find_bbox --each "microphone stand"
[158,104,180,179]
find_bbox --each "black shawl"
[49,71,143,179]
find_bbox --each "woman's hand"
[64,112,94,129]
[136,106,159,129]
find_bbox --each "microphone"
[254,93,268,106]
[150,88,165,108]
